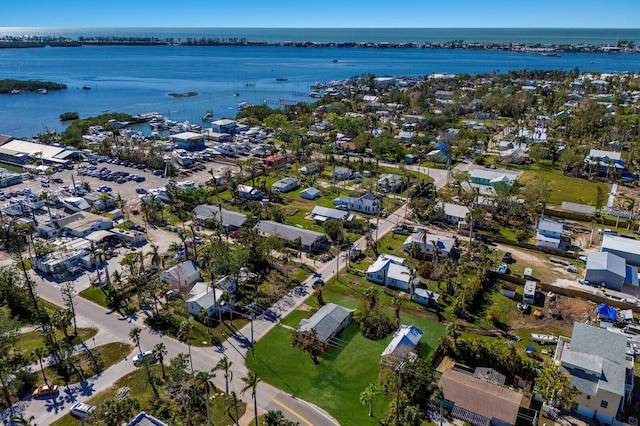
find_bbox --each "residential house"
[553,322,634,424]
[272,177,299,193]
[31,238,94,278]
[434,202,469,224]
[536,218,566,250]
[497,141,515,151]
[265,154,287,167]
[585,252,638,291]
[365,254,415,291]
[298,303,353,343]
[169,131,205,151]
[332,166,352,181]
[439,367,524,426]
[299,187,320,200]
[127,411,169,426]
[192,204,247,230]
[403,232,455,259]
[602,234,640,266]
[160,260,201,291]
[381,325,423,362]
[300,161,323,175]
[413,288,440,307]
[425,145,449,164]
[310,206,349,224]
[333,192,379,215]
[470,169,519,187]
[585,149,625,176]
[435,90,454,101]
[377,173,405,192]
[186,287,230,318]
[255,220,327,252]
[236,185,263,200]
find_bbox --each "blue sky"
[1,0,639,28]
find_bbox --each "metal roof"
[586,252,626,278]
[311,206,348,221]
[255,220,325,248]
[299,303,352,343]
[602,234,640,256]
[192,204,247,229]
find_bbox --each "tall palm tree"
[145,243,163,269]
[195,370,216,425]
[153,342,167,379]
[241,371,261,426]
[178,319,194,375]
[9,415,35,426]
[129,327,142,354]
[226,391,240,426]
[391,297,401,326]
[214,356,233,398]
[31,347,48,385]
[359,382,380,417]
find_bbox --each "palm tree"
[226,391,240,426]
[129,327,142,354]
[359,382,380,417]
[241,371,261,426]
[365,286,378,310]
[31,347,48,385]
[264,410,288,426]
[9,415,36,425]
[178,319,194,375]
[428,384,445,426]
[195,370,216,425]
[153,342,167,379]
[391,297,401,326]
[214,356,233,398]
[146,243,163,269]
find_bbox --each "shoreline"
[0,36,637,54]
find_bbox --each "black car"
[502,252,512,263]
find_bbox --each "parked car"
[70,402,96,419]
[132,350,156,367]
[392,224,414,235]
[32,384,59,398]
[502,252,512,263]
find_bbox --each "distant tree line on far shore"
[0,79,66,94]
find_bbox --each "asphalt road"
[1,197,405,426]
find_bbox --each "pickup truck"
[392,224,414,235]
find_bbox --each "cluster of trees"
[0,79,66,94]
[354,287,396,340]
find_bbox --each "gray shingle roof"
[311,206,348,221]
[255,220,325,248]
[299,303,352,342]
[192,204,247,228]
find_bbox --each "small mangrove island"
[0,79,66,94]
[169,92,198,98]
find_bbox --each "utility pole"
[247,302,256,357]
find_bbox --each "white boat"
[10,90,20,94]
[172,149,193,167]
[531,333,558,345]
[216,144,237,157]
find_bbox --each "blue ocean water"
[0,28,639,137]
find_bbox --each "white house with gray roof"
[554,322,634,424]
[403,232,455,259]
[272,177,299,193]
[333,192,379,215]
[254,220,327,252]
[298,303,353,343]
[366,254,416,291]
[434,202,469,224]
[192,204,247,230]
[536,218,564,250]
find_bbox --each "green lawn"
[51,364,247,426]
[247,289,445,426]
[518,163,605,206]
[17,327,97,358]
[79,285,108,307]
[40,342,133,387]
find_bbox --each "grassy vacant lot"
[51,365,246,426]
[17,327,97,357]
[518,163,605,206]
[247,286,445,425]
[39,342,133,388]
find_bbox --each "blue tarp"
[525,346,536,352]
[597,303,617,322]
